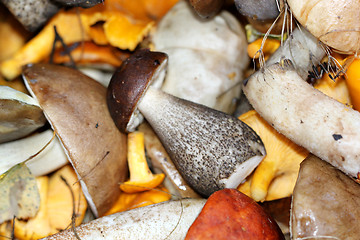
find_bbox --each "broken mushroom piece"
[107,49,266,197]
[22,63,128,217]
[0,86,46,144]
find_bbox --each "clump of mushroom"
[107,49,266,197]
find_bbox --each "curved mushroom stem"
[137,87,266,197]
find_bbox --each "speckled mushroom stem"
[1,0,60,32]
[137,87,266,197]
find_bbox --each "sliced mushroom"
[107,49,266,197]
[22,63,128,217]
[0,86,46,143]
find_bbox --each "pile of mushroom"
[1,0,360,239]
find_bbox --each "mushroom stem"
[266,27,326,79]
[120,131,165,193]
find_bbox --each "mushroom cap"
[287,0,360,54]
[234,0,280,21]
[0,86,46,143]
[107,49,168,133]
[291,154,360,239]
[22,63,128,217]
[188,0,224,18]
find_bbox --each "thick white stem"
[243,61,360,177]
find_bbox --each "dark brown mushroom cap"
[107,49,168,133]
[189,0,224,18]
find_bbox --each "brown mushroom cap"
[188,0,224,18]
[107,49,168,133]
[23,63,128,217]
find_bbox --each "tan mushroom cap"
[287,0,360,54]
[22,63,128,217]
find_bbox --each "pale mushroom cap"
[288,0,360,54]
[0,86,46,143]
[23,63,128,217]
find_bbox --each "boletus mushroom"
[22,63,128,217]
[107,49,266,197]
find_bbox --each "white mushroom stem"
[0,129,68,176]
[43,199,206,240]
[243,60,360,177]
[266,27,326,79]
